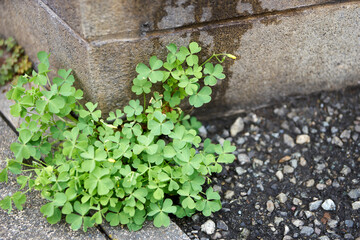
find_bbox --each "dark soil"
[173,85,360,240]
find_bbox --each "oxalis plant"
[0,42,236,231]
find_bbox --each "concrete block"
[1,0,360,119]
[41,0,332,39]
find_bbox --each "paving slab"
[100,221,189,240]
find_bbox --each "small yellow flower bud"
[108,158,116,163]
[226,54,236,59]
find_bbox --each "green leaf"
[132,78,152,95]
[47,207,62,224]
[66,213,83,230]
[189,86,212,108]
[124,100,143,118]
[37,51,50,67]
[153,188,164,200]
[189,42,201,54]
[0,168,8,183]
[204,63,225,86]
[0,196,12,213]
[62,202,73,214]
[19,129,32,144]
[215,140,236,163]
[136,63,151,79]
[53,192,67,207]
[40,202,55,217]
[48,96,65,113]
[153,212,170,227]
[12,192,26,211]
[162,199,177,213]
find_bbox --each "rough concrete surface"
[41,0,332,39]
[101,221,189,240]
[1,0,360,119]
[0,117,106,240]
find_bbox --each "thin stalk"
[200,53,231,67]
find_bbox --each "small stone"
[309,200,323,211]
[277,193,288,203]
[318,236,330,240]
[316,183,327,190]
[352,201,360,210]
[216,220,228,231]
[327,219,338,228]
[289,177,297,184]
[253,158,263,166]
[213,185,222,193]
[304,211,313,218]
[355,125,360,133]
[344,234,354,239]
[279,155,291,163]
[321,199,336,211]
[276,170,284,181]
[284,225,290,235]
[235,167,247,176]
[224,190,235,200]
[201,220,216,235]
[198,126,207,138]
[230,117,244,137]
[267,200,275,212]
[283,134,295,148]
[340,129,351,139]
[283,165,294,174]
[237,154,251,165]
[331,136,343,147]
[274,217,283,226]
[213,232,222,239]
[300,226,314,236]
[345,220,354,228]
[290,159,298,168]
[315,163,326,172]
[240,228,250,238]
[293,198,302,206]
[296,134,310,144]
[306,179,315,187]
[348,188,360,199]
[299,157,307,166]
[292,219,304,227]
[341,165,351,176]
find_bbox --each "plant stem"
[200,53,230,67]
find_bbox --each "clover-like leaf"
[178,75,199,95]
[124,100,143,118]
[106,109,124,127]
[189,86,212,108]
[204,63,225,86]
[132,78,152,95]
[148,111,174,136]
[215,140,236,163]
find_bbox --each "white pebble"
[296,134,310,144]
[201,220,216,235]
[321,199,336,211]
[230,117,244,137]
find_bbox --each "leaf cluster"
[0,37,32,85]
[0,42,236,231]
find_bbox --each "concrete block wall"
[1,0,359,117]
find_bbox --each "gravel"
[175,86,360,239]
[201,220,216,235]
